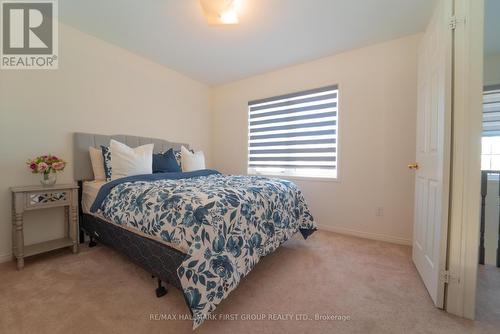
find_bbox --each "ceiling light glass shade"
[199,0,240,25]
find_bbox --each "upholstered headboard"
[73,132,188,181]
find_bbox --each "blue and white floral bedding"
[90,170,316,329]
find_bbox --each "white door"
[412,0,453,308]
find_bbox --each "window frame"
[246,85,341,181]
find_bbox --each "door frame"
[444,0,484,319]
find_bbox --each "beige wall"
[0,24,212,261]
[212,34,421,245]
[484,53,500,86]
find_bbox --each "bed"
[74,132,316,329]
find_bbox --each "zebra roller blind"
[483,85,500,137]
[248,85,338,178]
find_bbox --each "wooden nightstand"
[11,183,79,270]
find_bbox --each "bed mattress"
[82,180,106,214]
[82,180,189,253]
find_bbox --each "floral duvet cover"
[90,170,316,328]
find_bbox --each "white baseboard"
[0,252,13,264]
[318,224,412,246]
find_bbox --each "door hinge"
[449,16,466,30]
[440,270,460,284]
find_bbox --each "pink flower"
[29,163,37,171]
[52,161,65,171]
[37,162,48,173]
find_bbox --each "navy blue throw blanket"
[90,169,220,213]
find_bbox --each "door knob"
[408,163,419,170]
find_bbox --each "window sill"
[249,172,340,183]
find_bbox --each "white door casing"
[445,0,483,319]
[412,0,453,308]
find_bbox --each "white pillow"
[110,139,154,180]
[181,146,205,172]
[89,147,106,181]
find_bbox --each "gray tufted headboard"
[73,132,188,181]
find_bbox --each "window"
[481,85,500,171]
[247,85,338,179]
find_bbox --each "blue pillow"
[101,146,112,181]
[153,149,181,173]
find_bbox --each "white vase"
[40,172,57,186]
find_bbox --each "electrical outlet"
[376,207,384,217]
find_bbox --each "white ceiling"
[485,0,500,56]
[60,0,436,85]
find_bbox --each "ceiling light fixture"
[199,0,241,25]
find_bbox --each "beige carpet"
[0,231,497,334]
[476,264,500,328]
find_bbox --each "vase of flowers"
[27,155,66,186]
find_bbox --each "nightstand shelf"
[24,237,75,257]
[11,183,79,270]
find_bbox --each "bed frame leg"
[155,279,167,298]
[88,237,97,248]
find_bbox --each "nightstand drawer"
[25,190,70,210]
